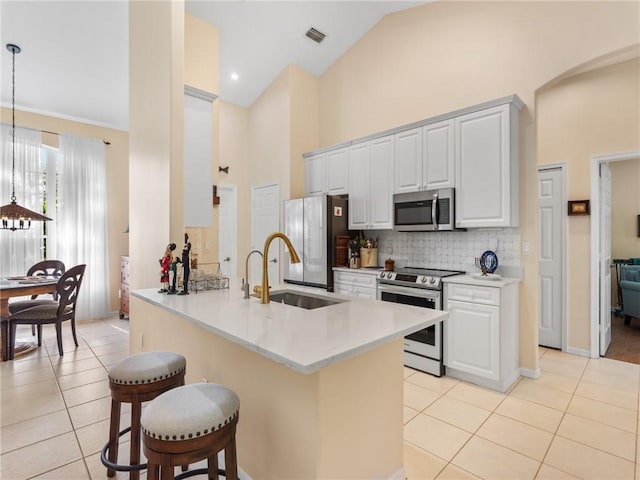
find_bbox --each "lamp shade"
[1,201,52,231]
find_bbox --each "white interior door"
[218,184,237,279]
[599,162,612,355]
[250,183,280,286]
[537,167,564,349]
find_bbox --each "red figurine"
[159,243,176,293]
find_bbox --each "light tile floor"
[1,317,639,479]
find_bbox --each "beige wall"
[311,1,639,367]
[248,68,291,195]
[289,66,320,199]
[0,107,129,313]
[129,0,184,291]
[216,64,317,278]
[184,13,220,273]
[611,158,640,261]
[218,101,250,277]
[538,58,640,350]
[130,5,221,292]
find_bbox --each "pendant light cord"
[10,45,16,203]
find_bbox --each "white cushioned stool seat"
[102,351,187,480]
[108,351,186,386]
[141,383,240,480]
[141,383,239,441]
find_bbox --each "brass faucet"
[261,232,301,304]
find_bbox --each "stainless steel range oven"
[377,267,464,376]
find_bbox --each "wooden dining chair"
[9,260,66,336]
[8,264,86,359]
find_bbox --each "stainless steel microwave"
[393,188,456,232]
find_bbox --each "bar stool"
[101,351,187,480]
[141,382,240,480]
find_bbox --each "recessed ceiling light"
[230,72,239,82]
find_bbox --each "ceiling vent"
[305,27,326,44]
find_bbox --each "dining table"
[0,276,59,361]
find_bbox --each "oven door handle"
[378,283,441,300]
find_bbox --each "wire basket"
[188,263,229,293]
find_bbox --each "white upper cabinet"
[326,148,349,195]
[348,135,394,230]
[423,119,454,190]
[455,102,520,228]
[304,153,326,196]
[305,95,523,229]
[394,120,454,194]
[304,147,349,196]
[394,128,423,194]
[347,142,370,229]
[369,135,394,229]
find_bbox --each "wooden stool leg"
[147,462,159,480]
[130,400,142,480]
[208,453,218,480]
[225,435,238,480]
[160,463,173,480]
[106,398,121,477]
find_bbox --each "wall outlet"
[522,241,531,255]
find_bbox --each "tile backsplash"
[371,228,521,277]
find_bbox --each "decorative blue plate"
[481,250,499,274]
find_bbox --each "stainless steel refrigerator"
[283,195,350,291]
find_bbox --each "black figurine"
[178,233,192,295]
[167,254,181,295]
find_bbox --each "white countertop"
[132,281,446,375]
[333,266,384,274]
[443,274,521,287]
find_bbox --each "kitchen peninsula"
[130,282,447,479]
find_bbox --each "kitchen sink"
[269,290,346,310]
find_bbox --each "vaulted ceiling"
[0,1,424,131]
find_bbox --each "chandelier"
[1,43,51,231]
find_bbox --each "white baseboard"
[519,367,540,379]
[565,346,591,358]
[388,466,406,480]
[239,465,402,479]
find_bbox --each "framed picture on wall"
[568,200,590,216]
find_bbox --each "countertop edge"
[442,274,521,287]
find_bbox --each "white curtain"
[56,134,109,320]
[0,124,44,276]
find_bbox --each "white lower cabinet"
[444,279,519,392]
[333,269,378,299]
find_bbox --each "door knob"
[224,257,231,262]
[270,258,277,263]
